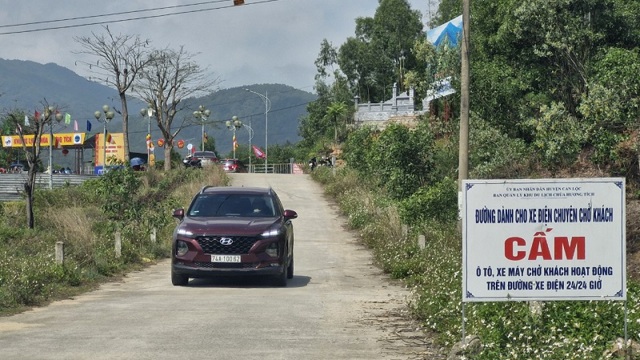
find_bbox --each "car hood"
[179,216,279,236]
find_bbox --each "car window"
[188,194,277,217]
[188,195,226,217]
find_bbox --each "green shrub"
[398,177,457,227]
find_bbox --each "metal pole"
[232,127,236,159]
[48,116,53,189]
[244,89,269,173]
[201,120,205,151]
[265,90,268,174]
[147,114,151,167]
[246,122,253,172]
[459,0,471,345]
[103,122,107,173]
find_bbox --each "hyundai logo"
[219,237,234,245]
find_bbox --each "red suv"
[171,186,297,286]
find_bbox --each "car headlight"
[177,228,195,237]
[261,227,281,238]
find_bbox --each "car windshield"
[188,194,276,217]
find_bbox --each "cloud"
[0,0,428,91]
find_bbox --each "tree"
[325,102,348,144]
[337,0,423,103]
[75,26,152,162]
[135,47,217,170]
[5,105,61,228]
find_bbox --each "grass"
[312,165,640,360]
[0,166,228,316]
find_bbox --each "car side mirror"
[172,208,185,220]
[283,209,298,220]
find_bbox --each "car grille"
[195,236,259,255]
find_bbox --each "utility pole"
[459,0,471,344]
[459,0,470,194]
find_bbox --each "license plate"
[211,255,241,263]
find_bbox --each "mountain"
[0,58,316,160]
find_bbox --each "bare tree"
[135,46,218,170]
[74,26,152,162]
[7,104,61,228]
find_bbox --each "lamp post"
[94,105,115,175]
[140,105,154,168]
[44,106,63,189]
[226,116,243,160]
[243,121,254,171]
[193,105,211,151]
[244,88,270,173]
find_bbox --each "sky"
[0,0,438,93]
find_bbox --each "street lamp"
[44,106,63,189]
[94,105,115,174]
[226,116,243,160]
[244,88,270,173]
[243,121,254,171]
[193,105,211,151]
[140,105,154,168]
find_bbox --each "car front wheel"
[274,257,289,287]
[287,255,294,279]
[171,269,189,286]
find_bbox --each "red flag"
[34,110,40,121]
[252,145,266,159]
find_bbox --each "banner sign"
[462,178,626,302]
[95,133,125,167]
[2,133,85,148]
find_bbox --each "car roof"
[193,151,217,156]
[198,186,273,196]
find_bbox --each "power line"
[0,0,280,36]
[0,1,226,29]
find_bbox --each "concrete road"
[0,173,433,360]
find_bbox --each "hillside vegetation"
[296,1,640,357]
[0,167,227,315]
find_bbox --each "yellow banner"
[95,133,125,166]
[1,133,86,148]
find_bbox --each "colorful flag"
[24,115,29,126]
[86,120,92,132]
[74,120,79,131]
[233,134,238,149]
[252,145,266,159]
[34,110,40,121]
[64,113,71,124]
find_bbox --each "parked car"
[183,151,218,168]
[8,163,25,173]
[192,151,218,166]
[171,186,298,286]
[221,159,247,173]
